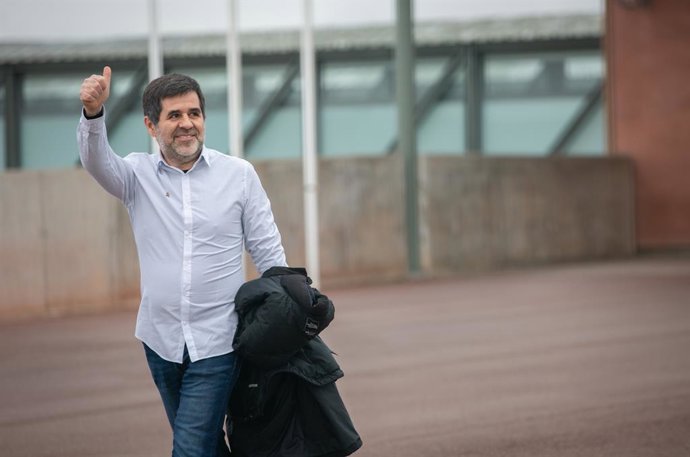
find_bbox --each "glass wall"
[4,44,604,169]
[166,56,468,159]
[320,54,466,157]
[482,50,604,155]
[107,107,151,157]
[243,63,302,159]
[21,70,145,169]
[0,80,5,171]
[416,56,465,155]
[22,73,85,169]
[107,73,150,157]
[320,59,394,157]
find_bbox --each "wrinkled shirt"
[77,111,286,363]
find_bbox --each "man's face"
[144,91,205,170]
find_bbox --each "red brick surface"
[607,0,690,247]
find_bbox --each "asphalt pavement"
[1,254,689,457]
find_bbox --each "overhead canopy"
[0,14,601,65]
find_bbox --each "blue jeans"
[143,344,240,457]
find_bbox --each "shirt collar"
[156,146,211,172]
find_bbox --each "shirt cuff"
[83,107,104,119]
[79,107,107,133]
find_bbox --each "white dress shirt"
[77,112,287,363]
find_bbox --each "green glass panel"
[21,71,137,169]
[0,83,5,171]
[483,50,604,155]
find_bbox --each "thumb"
[103,66,112,89]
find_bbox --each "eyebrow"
[166,108,202,117]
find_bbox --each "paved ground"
[1,254,690,457]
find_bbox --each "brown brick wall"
[606,0,690,247]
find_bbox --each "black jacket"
[228,267,362,457]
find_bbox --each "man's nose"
[179,114,194,128]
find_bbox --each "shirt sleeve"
[77,109,134,204]
[242,163,288,273]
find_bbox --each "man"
[78,66,287,456]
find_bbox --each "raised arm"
[77,66,133,202]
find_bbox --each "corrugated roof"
[0,14,601,65]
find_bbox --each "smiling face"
[144,91,206,171]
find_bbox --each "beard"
[157,130,203,169]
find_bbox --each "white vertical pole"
[147,0,163,154]
[301,0,320,287]
[226,0,244,158]
[226,0,248,278]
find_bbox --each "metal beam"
[386,51,464,153]
[105,64,149,136]
[243,59,299,152]
[3,67,21,169]
[549,82,603,155]
[526,59,565,94]
[416,52,464,127]
[465,44,482,154]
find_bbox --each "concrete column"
[395,0,420,274]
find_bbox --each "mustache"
[174,128,198,136]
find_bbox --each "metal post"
[395,0,420,275]
[226,0,244,158]
[465,44,482,154]
[301,0,321,287]
[4,69,21,168]
[147,0,163,153]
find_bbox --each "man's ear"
[144,116,157,138]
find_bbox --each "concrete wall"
[254,156,408,287]
[0,156,634,321]
[0,169,139,321]
[606,0,690,248]
[421,157,635,272]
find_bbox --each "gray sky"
[1,0,602,42]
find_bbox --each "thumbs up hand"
[80,66,112,117]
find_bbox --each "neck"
[160,150,201,171]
